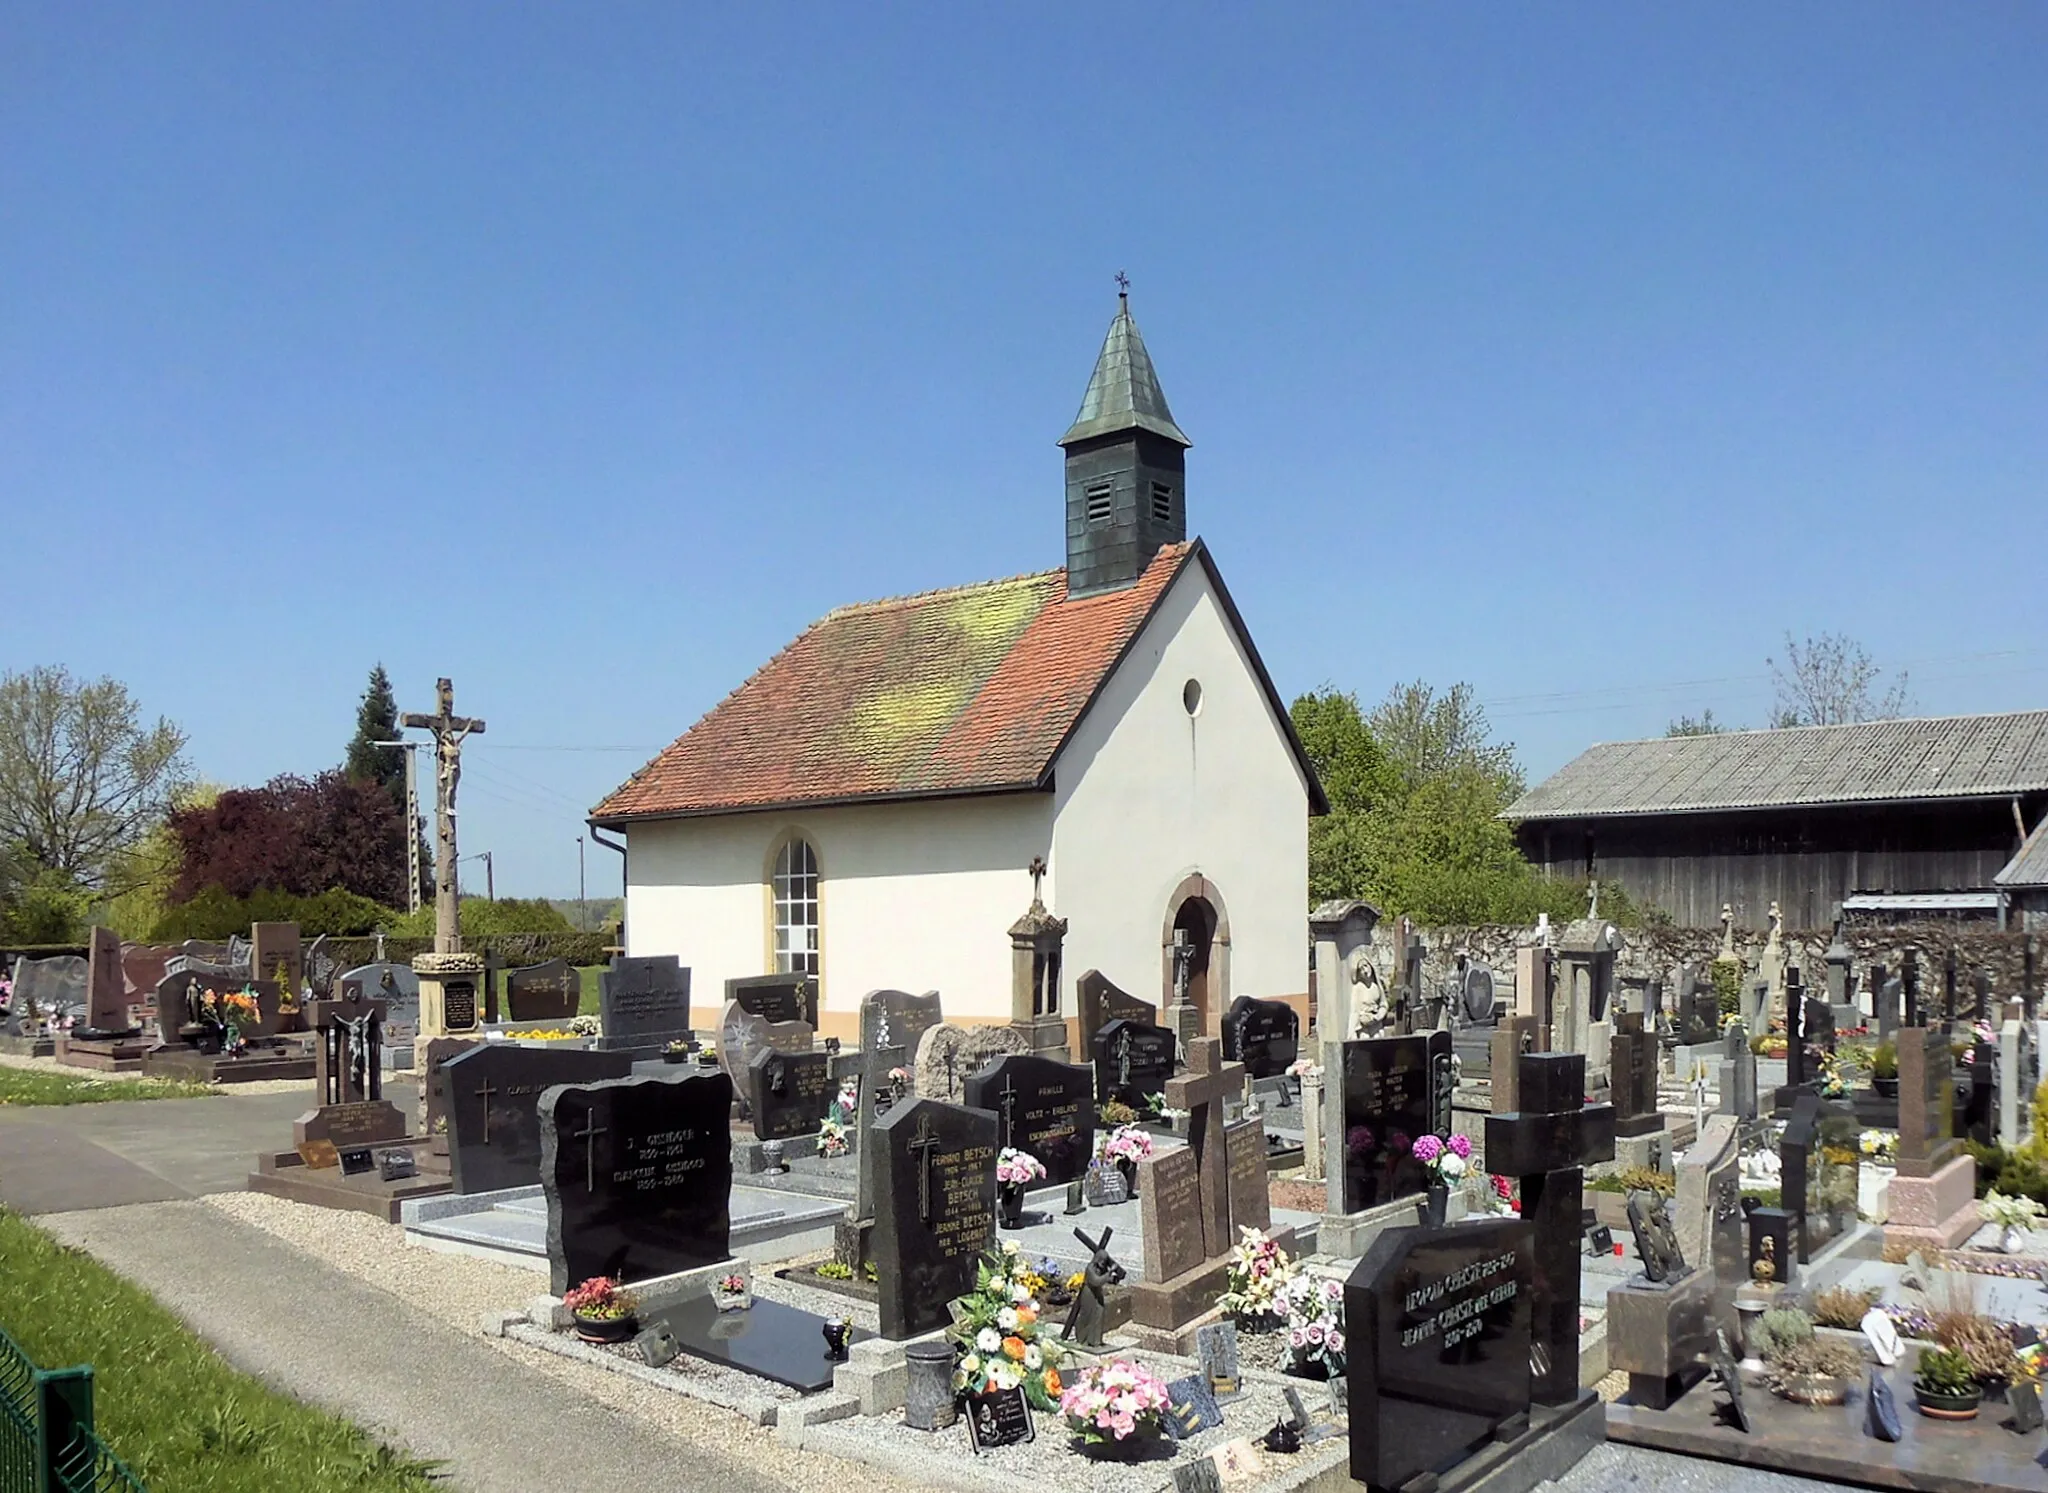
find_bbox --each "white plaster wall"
[1050,556,1312,1009]
[623,792,1054,1031]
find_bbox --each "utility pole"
[483,851,494,902]
[371,740,424,914]
[401,678,486,956]
[577,836,587,928]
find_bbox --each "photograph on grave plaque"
[750,1049,834,1141]
[1346,1218,1534,1493]
[1339,1033,1451,1213]
[964,1385,1034,1453]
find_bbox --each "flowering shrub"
[562,1277,634,1320]
[1099,1126,1154,1165]
[1280,1273,1346,1376]
[996,1147,1048,1187]
[1057,1360,1170,1445]
[1411,1132,1471,1186]
[949,1241,1064,1407]
[1219,1227,1298,1321]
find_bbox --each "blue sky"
[6,5,2044,898]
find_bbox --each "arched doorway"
[1161,874,1231,1037]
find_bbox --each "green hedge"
[151,887,397,941]
[316,933,614,971]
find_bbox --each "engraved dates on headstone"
[1337,1032,1452,1214]
[1140,1145,1206,1283]
[750,1048,834,1141]
[871,1097,998,1340]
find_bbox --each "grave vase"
[1874,1077,1899,1099]
[998,1182,1026,1229]
[1422,1183,1450,1229]
[1115,1157,1138,1197]
[2000,1225,2027,1253]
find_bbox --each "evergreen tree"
[343,665,404,811]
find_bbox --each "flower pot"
[714,1289,752,1313]
[1874,1077,1899,1099]
[1422,1184,1450,1230]
[662,1050,689,1064]
[1775,1373,1848,1406]
[1913,1384,1982,1420]
[998,1182,1026,1229]
[1075,1431,1166,1461]
[573,1310,637,1344]
[1115,1157,1138,1197]
[2001,1226,2028,1254]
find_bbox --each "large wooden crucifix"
[1164,1037,1246,1260]
[401,677,486,956]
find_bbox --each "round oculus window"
[1182,679,1203,716]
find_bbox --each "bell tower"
[1059,284,1190,598]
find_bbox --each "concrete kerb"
[502,1322,786,1426]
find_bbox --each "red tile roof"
[592,543,1198,822]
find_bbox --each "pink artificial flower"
[1447,1134,1473,1160]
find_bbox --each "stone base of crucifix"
[414,952,484,1038]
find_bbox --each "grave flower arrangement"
[1219,1226,1298,1324]
[1411,1132,1471,1185]
[562,1276,638,1342]
[1982,1190,2046,1251]
[1279,1272,1346,1378]
[996,1147,1048,1187]
[1056,1359,1170,1450]
[1099,1126,1154,1166]
[714,1271,753,1312]
[1859,1130,1897,1164]
[818,1078,859,1157]
[568,1014,601,1037]
[948,1241,1064,1409]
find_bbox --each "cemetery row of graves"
[6,896,2048,1493]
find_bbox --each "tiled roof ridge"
[814,564,1067,624]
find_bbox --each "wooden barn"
[1508,710,2048,931]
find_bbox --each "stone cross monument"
[1008,857,1070,1057]
[402,678,486,1037]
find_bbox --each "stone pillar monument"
[402,678,486,1038]
[1008,857,1070,1058]
[1308,899,1380,1045]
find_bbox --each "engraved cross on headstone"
[573,1110,608,1193]
[906,1109,942,1224]
[474,1075,498,1144]
[997,1072,1019,1150]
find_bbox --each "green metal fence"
[0,1328,145,1493]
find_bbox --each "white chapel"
[590,295,1327,1043]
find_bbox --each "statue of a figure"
[1064,1226,1126,1349]
[1349,949,1391,1038]
[336,1012,374,1099]
[1627,1189,1688,1284]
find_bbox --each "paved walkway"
[42,1201,797,1493]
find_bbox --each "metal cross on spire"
[1114,269,1129,299]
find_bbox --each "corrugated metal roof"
[1997,818,2048,888]
[1508,710,2048,821]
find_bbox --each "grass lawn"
[576,964,603,1016]
[0,1208,438,1491]
[0,1067,220,1107]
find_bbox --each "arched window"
[772,838,820,976]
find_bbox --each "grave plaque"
[750,1048,834,1141]
[539,1070,734,1294]
[338,962,421,1047]
[1164,1374,1224,1438]
[502,959,579,1023]
[963,1385,1034,1452]
[726,973,816,1029]
[1345,1218,1534,1493]
[596,955,693,1052]
[1198,1320,1243,1396]
[1092,1016,1176,1110]
[1139,1145,1207,1284]
[445,1042,634,1194]
[1225,1117,1272,1234]
[1222,995,1300,1080]
[871,1096,999,1340]
[1336,1032,1453,1214]
[962,1052,1095,1185]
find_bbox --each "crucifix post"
[401,677,486,957]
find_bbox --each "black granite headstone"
[750,1048,834,1141]
[871,1096,998,1340]
[1336,1032,1453,1214]
[596,955,692,1052]
[1780,1091,1859,1263]
[503,958,580,1023]
[963,1052,1096,1185]
[1222,995,1300,1081]
[1345,1217,1534,1493]
[726,973,816,1029]
[444,1042,634,1194]
[538,1069,733,1293]
[1091,1016,1176,1110]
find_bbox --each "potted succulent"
[1099,1125,1153,1197]
[995,1148,1048,1227]
[562,1276,638,1343]
[1056,1359,1171,1461]
[1871,1043,1899,1098]
[662,1039,691,1065]
[714,1271,752,1313]
[1913,1346,1983,1419]
[1982,1190,2046,1254]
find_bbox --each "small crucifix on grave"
[1165,1038,1248,1260]
[307,993,388,1107]
[906,1109,942,1224]
[996,1073,1020,1150]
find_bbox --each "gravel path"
[204,1193,927,1493]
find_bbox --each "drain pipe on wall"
[587,821,627,953]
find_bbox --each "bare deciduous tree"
[0,666,191,892]
[1767,632,1912,728]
